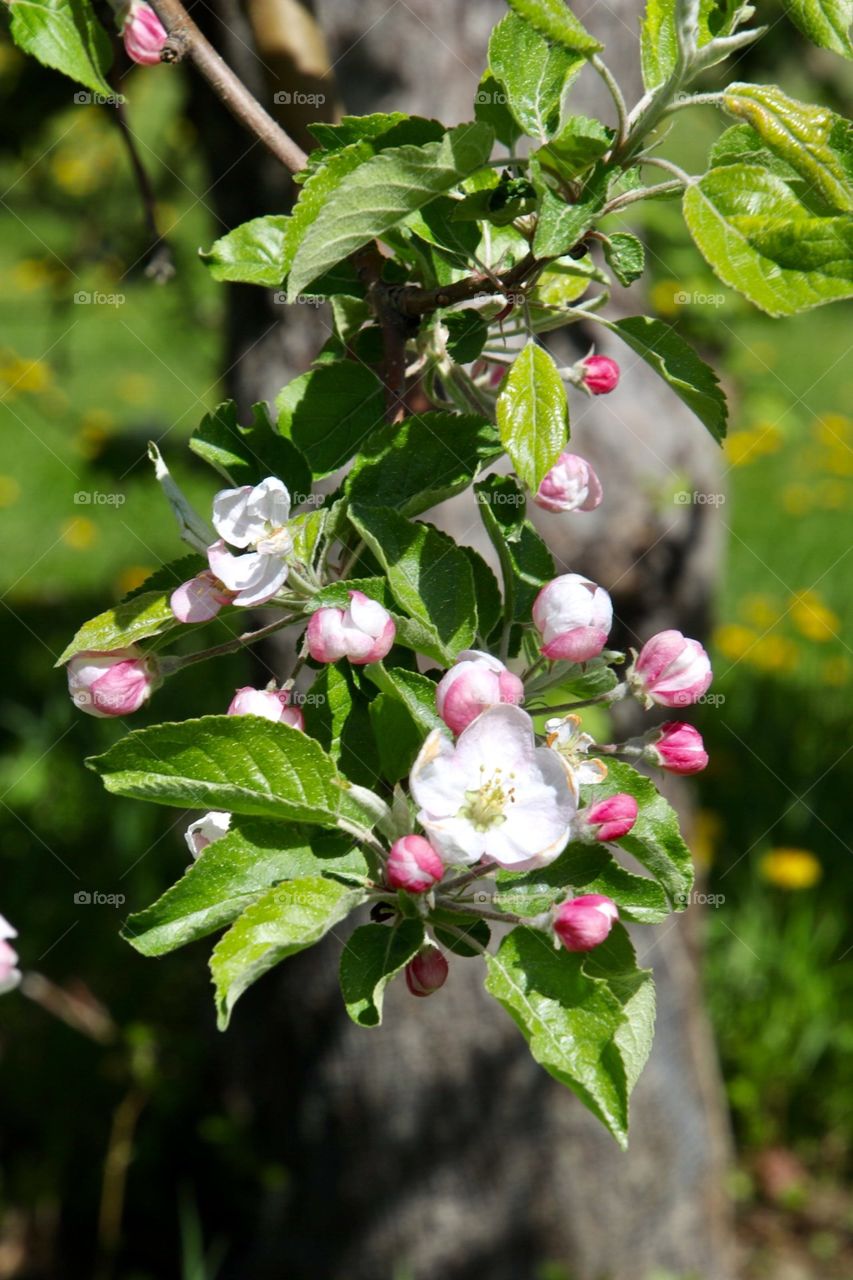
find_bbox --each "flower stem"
[159,615,298,672]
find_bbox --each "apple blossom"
[435,649,524,735]
[409,704,575,871]
[544,714,608,802]
[534,453,603,514]
[170,572,232,623]
[67,648,158,718]
[579,355,620,395]
[386,835,444,893]
[185,811,231,859]
[207,477,292,608]
[533,573,613,662]
[554,895,619,952]
[645,722,708,774]
[0,915,21,995]
[580,793,638,842]
[630,630,712,708]
[405,946,449,997]
[121,1,168,64]
[227,685,304,729]
[306,590,395,665]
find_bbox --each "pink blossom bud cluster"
[307,591,396,665]
[554,895,619,952]
[66,648,159,718]
[121,1,167,64]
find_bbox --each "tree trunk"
[189,2,737,1276]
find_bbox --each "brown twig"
[147,0,308,174]
[390,251,541,318]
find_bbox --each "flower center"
[256,524,293,557]
[458,765,515,832]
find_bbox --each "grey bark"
[190,2,737,1277]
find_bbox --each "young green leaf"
[211,877,365,1028]
[531,158,610,257]
[339,920,425,1026]
[780,0,853,58]
[349,506,477,663]
[475,474,555,628]
[496,342,569,493]
[123,823,368,957]
[602,232,646,287]
[602,315,727,443]
[277,362,385,478]
[640,0,736,90]
[537,115,614,179]
[287,122,495,299]
[494,842,669,923]
[709,123,805,185]
[474,72,523,149]
[302,664,381,789]
[488,12,584,142]
[191,400,312,496]
[583,924,656,1096]
[362,663,442,735]
[683,164,853,316]
[8,0,113,96]
[506,0,603,54]
[200,216,293,286]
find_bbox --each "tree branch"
[148,0,308,175]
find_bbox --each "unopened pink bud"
[227,686,304,729]
[170,572,231,623]
[534,452,603,514]
[307,590,395,665]
[582,793,638,841]
[554,894,618,952]
[435,649,524,735]
[67,648,158,718]
[532,573,613,662]
[405,946,449,997]
[121,1,167,64]
[646,722,708,775]
[631,630,712,708]
[0,915,21,995]
[386,835,444,893]
[580,355,620,394]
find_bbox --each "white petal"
[207,542,287,605]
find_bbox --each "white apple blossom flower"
[185,811,231,859]
[544,714,608,803]
[206,477,292,607]
[409,704,575,871]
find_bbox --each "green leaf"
[190,399,312,497]
[683,164,853,316]
[496,342,569,493]
[485,926,630,1144]
[349,506,477,663]
[123,823,367,957]
[404,197,481,267]
[603,315,727,443]
[603,232,645,286]
[8,0,112,96]
[347,412,500,515]
[475,474,554,628]
[722,83,853,213]
[340,920,425,1026]
[362,663,442,735]
[276,361,385,478]
[488,12,584,142]
[537,115,613,179]
[211,877,364,1028]
[581,760,694,906]
[709,124,804,185]
[494,842,669,923]
[780,0,853,57]
[506,0,603,54]
[302,664,381,789]
[462,546,503,640]
[584,924,656,1095]
[640,0,736,90]
[531,157,610,257]
[307,113,443,155]
[474,72,523,149]
[288,122,495,298]
[443,310,489,363]
[87,716,374,829]
[430,910,491,957]
[199,216,292,286]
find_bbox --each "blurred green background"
[0,15,851,1280]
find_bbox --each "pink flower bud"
[532,573,613,662]
[534,453,603,514]
[405,946,449,997]
[554,894,618,952]
[170,572,231,623]
[386,835,444,893]
[122,1,168,64]
[646,722,708,775]
[67,648,158,718]
[0,915,21,995]
[580,355,620,395]
[306,590,396,665]
[631,630,712,708]
[435,649,524,735]
[581,793,638,842]
[227,686,304,729]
